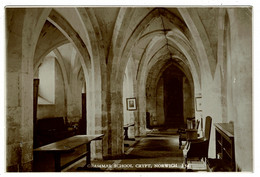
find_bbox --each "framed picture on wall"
[195,97,202,111]
[126,98,137,111]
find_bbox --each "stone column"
[228,8,252,171]
[6,8,51,172]
[7,72,34,171]
[6,9,34,171]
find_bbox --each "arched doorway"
[146,60,194,130]
[162,65,185,128]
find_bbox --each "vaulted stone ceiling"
[32,7,222,101]
[34,20,69,69]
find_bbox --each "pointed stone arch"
[178,8,216,80]
[47,10,91,80]
[106,7,202,155]
[46,8,107,158]
[146,58,194,128]
[75,8,108,158]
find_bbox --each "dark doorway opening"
[79,93,87,134]
[163,66,184,128]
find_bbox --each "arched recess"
[34,48,70,108]
[32,20,79,121]
[34,42,89,124]
[32,12,91,123]
[139,37,196,129]
[135,33,200,136]
[146,58,194,129]
[34,53,67,121]
[44,9,104,159]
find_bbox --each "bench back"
[204,116,212,141]
[37,117,66,132]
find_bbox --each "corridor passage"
[65,132,185,172]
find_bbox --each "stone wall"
[228,8,252,171]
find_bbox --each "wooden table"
[34,134,104,172]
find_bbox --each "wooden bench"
[123,123,135,141]
[34,134,104,172]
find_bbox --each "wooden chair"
[183,116,212,165]
[178,118,200,149]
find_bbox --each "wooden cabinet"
[214,123,235,171]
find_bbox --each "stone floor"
[63,130,187,172]
[33,128,208,172]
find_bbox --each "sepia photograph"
[2,0,255,174]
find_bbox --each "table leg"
[77,143,91,170]
[124,127,135,141]
[86,142,91,166]
[77,142,101,171]
[124,127,129,140]
[179,138,182,149]
[182,142,190,171]
[54,153,61,172]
